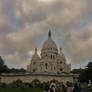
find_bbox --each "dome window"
[33,69,36,72]
[41,66,42,71]
[54,66,56,70]
[45,63,48,69]
[51,55,53,59]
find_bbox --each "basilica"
[0,31,78,84]
[27,31,71,74]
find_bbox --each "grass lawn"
[83,83,92,92]
[0,85,44,92]
[0,83,92,92]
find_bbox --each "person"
[66,82,73,92]
[50,85,56,92]
[88,80,91,87]
[73,83,79,92]
[62,83,67,92]
[57,82,64,92]
[78,84,84,92]
[45,85,50,92]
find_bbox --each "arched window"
[51,55,52,59]
[54,66,56,70]
[45,63,48,69]
[53,55,54,59]
[60,68,63,71]
[41,66,42,71]
[51,66,52,70]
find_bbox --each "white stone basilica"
[27,31,71,74]
[0,31,78,84]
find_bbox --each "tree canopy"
[0,56,26,74]
[71,61,92,83]
[0,56,9,74]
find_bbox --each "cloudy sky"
[0,0,92,69]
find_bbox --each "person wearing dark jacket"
[62,84,67,92]
[45,85,50,92]
[50,85,56,92]
[73,83,79,92]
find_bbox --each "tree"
[0,56,4,66]
[0,56,10,74]
[0,56,5,74]
[85,62,92,82]
[9,68,26,73]
[71,68,84,74]
[71,62,92,83]
[0,56,26,74]
[79,61,92,83]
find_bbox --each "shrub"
[12,79,24,88]
[31,79,41,88]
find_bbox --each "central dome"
[42,37,57,50]
[41,31,58,59]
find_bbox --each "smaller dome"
[32,54,40,60]
[57,54,65,60]
[32,48,40,60]
[57,48,66,61]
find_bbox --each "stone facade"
[0,73,78,84]
[27,31,71,74]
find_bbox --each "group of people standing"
[45,82,84,92]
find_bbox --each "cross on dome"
[48,30,51,38]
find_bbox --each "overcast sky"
[0,0,92,69]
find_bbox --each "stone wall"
[0,73,78,84]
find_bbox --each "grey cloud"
[0,0,92,68]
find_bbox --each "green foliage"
[0,83,92,92]
[0,84,44,92]
[31,79,41,88]
[11,79,24,88]
[9,68,26,73]
[85,85,92,92]
[71,61,92,83]
[0,56,26,74]
[0,56,9,74]
[0,56,4,66]
[71,68,84,74]
[0,56,5,73]
[79,62,92,83]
